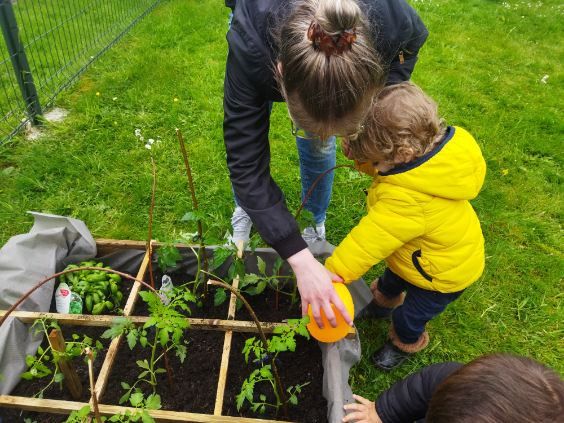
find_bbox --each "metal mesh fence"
[0,0,161,144]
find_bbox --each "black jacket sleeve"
[223,27,307,259]
[375,362,463,423]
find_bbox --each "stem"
[147,155,157,289]
[176,128,208,295]
[207,279,289,418]
[163,349,174,388]
[294,164,354,220]
[0,267,158,328]
[85,348,103,423]
[149,335,158,393]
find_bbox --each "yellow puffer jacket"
[325,126,486,293]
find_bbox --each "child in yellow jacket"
[325,82,486,370]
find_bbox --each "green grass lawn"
[0,0,562,407]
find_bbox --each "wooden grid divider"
[214,272,240,415]
[0,239,355,422]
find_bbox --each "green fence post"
[0,0,42,124]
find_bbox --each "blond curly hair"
[349,82,446,164]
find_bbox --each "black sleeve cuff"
[272,231,308,260]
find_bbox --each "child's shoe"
[357,278,405,320]
[372,327,429,371]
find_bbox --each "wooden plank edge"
[214,330,233,415]
[122,241,152,316]
[0,395,293,422]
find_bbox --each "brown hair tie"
[307,21,357,57]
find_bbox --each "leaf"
[139,336,148,348]
[175,344,187,363]
[20,371,34,380]
[121,382,131,390]
[259,404,266,414]
[25,355,35,367]
[145,393,162,410]
[155,368,167,374]
[159,329,169,347]
[259,365,272,379]
[273,257,283,273]
[137,370,149,380]
[211,247,232,270]
[214,288,227,307]
[119,391,131,404]
[54,372,64,383]
[257,256,266,275]
[157,244,182,272]
[289,394,298,405]
[77,405,91,417]
[127,331,137,350]
[236,392,246,411]
[130,392,144,407]
[259,394,266,401]
[136,360,150,370]
[141,411,156,423]
[181,210,206,222]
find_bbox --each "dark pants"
[378,269,464,344]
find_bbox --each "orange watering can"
[307,282,354,343]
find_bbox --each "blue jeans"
[296,135,336,224]
[378,269,464,344]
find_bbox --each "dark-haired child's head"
[427,354,564,423]
[349,81,445,166]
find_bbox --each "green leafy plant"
[156,243,182,273]
[212,246,298,309]
[21,319,103,399]
[102,288,193,403]
[236,317,311,414]
[60,261,124,314]
[65,393,160,423]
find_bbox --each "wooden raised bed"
[0,239,354,422]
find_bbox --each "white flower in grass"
[148,138,155,145]
[135,128,142,137]
[145,144,152,150]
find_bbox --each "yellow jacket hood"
[379,126,486,200]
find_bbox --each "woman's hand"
[287,248,353,328]
[343,395,382,423]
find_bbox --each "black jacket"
[376,362,463,422]
[224,0,428,259]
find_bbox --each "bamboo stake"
[85,348,102,423]
[48,329,82,400]
[176,128,209,293]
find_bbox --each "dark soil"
[101,330,224,413]
[223,333,327,422]
[0,326,108,423]
[234,285,302,322]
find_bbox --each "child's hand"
[343,394,382,423]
